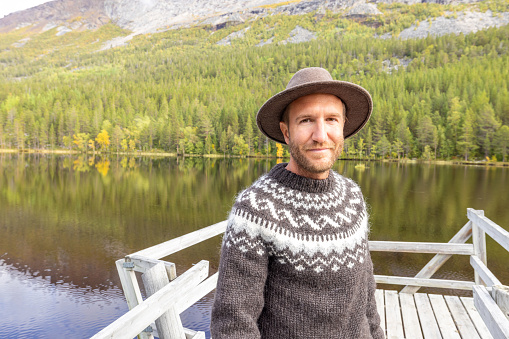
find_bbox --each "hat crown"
[286,67,333,90]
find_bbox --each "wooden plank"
[115,259,153,339]
[399,293,423,339]
[385,290,404,339]
[175,273,218,314]
[115,259,144,310]
[493,286,509,321]
[470,256,502,287]
[91,260,209,339]
[474,286,509,339]
[369,241,474,255]
[142,263,186,339]
[468,209,509,253]
[186,329,206,339]
[444,295,482,339]
[428,294,461,339]
[472,210,488,286]
[131,221,227,259]
[151,325,205,339]
[129,256,177,280]
[460,297,494,339]
[414,293,442,339]
[375,275,474,290]
[375,289,386,335]
[402,221,472,294]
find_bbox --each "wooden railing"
[467,209,509,339]
[91,221,227,339]
[91,209,509,339]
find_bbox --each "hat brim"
[256,81,373,144]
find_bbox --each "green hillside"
[1,0,509,161]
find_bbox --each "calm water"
[0,154,508,338]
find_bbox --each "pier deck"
[376,289,493,339]
[92,208,509,339]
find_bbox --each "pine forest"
[1,0,509,162]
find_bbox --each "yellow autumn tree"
[88,139,96,152]
[276,143,284,164]
[73,133,89,151]
[276,143,284,158]
[95,130,110,151]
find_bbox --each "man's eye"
[300,119,311,123]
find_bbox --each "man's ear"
[280,121,290,144]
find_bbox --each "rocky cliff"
[0,0,361,34]
[0,0,108,33]
[0,0,506,41]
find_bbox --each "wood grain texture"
[399,293,424,339]
[142,262,186,339]
[375,275,474,290]
[468,209,509,253]
[445,295,481,339]
[473,285,509,339]
[375,289,386,336]
[385,290,404,339]
[131,221,227,259]
[428,294,461,339]
[460,297,494,339]
[369,241,474,255]
[414,293,442,339]
[91,261,208,339]
[470,256,501,287]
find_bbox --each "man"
[211,67,384,339]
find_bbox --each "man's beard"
[288,139,344,175]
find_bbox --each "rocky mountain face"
[0,0,108,33]
[0,0,505,41]
[0,0,362,34]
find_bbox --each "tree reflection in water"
[0,153,507,338]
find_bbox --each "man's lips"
[304,147,334,151]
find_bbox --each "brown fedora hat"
[256,67,373,144]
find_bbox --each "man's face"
[279,93,345,180]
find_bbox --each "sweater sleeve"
[366,251,385,339]
[210,216,268,339]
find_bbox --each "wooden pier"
[92,208,509,339]
[376,289,497,339]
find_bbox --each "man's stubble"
[287,138,344,175]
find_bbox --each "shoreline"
[1,148,508,167]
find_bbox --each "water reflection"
[0,154,508,338]
[0,260,127,338]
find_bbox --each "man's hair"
[280,98,347,126]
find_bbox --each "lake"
[0,154,508,338]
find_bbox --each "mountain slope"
[0,0,108,33]
[0,0,342,34]
[1,1,509,161]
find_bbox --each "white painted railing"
[91,210,509,339]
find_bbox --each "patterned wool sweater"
[211,163,384,339]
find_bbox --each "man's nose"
[312,120,327,143]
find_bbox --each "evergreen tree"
[494,125,509,162]
[457,110,478,161]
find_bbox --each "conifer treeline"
[1,8,509,161]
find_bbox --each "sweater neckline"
[267,163,336,193]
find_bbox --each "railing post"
[142,262,186,339]
[493,286,509,321]
[116,259,154,339]
[470,209,487,286]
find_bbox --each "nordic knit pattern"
[211,163,384,339]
